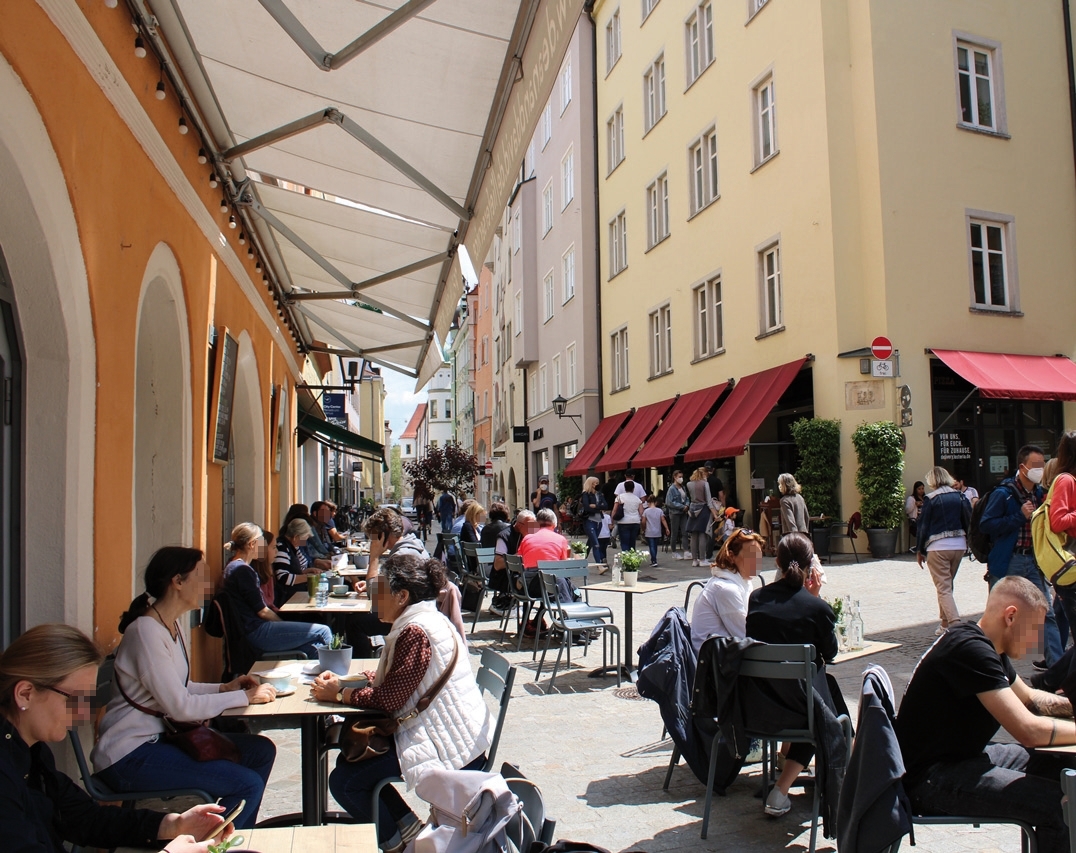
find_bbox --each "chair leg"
[547,634,568,694]
[663,745,681,790]
[700,731,723,839]
[535,623,554,682]
[851,537,859,563]
[514,602,532,652]
[808,756,821,853]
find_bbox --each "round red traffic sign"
[870,336,893,360]
[484,460,493,475]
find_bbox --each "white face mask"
[1025,466,1044,485]
[539,484,548,491]
[675,477,683,484]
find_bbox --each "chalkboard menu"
[209,327,238,465]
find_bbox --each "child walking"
[643,496,670,568]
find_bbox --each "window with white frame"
[609,210,628,277]
[529,371,538,417]
[686,2,714,86]
[649,304,672,377]
[643,55,666,133]
[543,271,555,321]
[483,391,489,420]
[562,246,575,302]
[562,148,574,207]
[566,343,577,396]
[642,0,659,21]
[758,241,782,333]
[607,105,625,173]
[611,327,629,391]
[542,182,553,235]
[968,216,1014,310]
[431,439,438,449]
[430,400,438,419]
[483,335,489,364]
[539,364,549,411]
[606,9,621,73]
[541,102,552,149]
[514,292,521,333]
[753,74,777,165]
[956,39,1001,132]
[561,61,572,114]
[694,275,723,359]
[747,0,769,19]
[552,354,562,398]
[646,173,670,249]
[445,399,452,419]
[513,211,521,253]
[689,126,719,214]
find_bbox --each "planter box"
[317,645,353,675]
[865,528,898,559]
[811,525,831,559]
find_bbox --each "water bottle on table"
[612,554,622,586]
[316,575,329,608]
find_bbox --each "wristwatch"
[335,689,345,704]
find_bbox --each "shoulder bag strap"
[399,635,461,722]
[115,619,189,717]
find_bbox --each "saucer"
[273,687,296,698]
[330,592,350,599]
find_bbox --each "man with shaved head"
[895,576,1076,852]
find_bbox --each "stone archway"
[507,468,518,513]
[231,332,266,526]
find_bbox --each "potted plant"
[790,417,842,559]
[569,539,588,557]
[316,633,353,675]
[851,420,906,558]
[620,548,644,586]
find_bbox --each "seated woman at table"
[273,517,324,606]
[313,554,492,853]
[92,547,278,829]
[0,623,236,853]
[280,503,332,570]
[459,502,486,572]
[690,528,765,655]
[746,531,839,819]
[223,522,332,659]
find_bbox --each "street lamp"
[551,394,582,433]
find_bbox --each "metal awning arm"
[297,307,420,378]
[927,387,978,437]
[286,252,448,301]
[221,110,333,161]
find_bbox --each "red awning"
[563,410,633,477]
[684,358,808,463]
[594,399,676,473]
[632,384,731,469]
[931,350,1076,401]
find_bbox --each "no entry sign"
[871,336,893,360]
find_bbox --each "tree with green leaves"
[389,444,402,500]
[404,442,482,498]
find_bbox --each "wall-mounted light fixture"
[551,395,582,433]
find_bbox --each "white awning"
[151,0,584,387]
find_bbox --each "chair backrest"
[460,541,479,559]
[504,777,555,848]
[505,554,537,604]
[67,656,118,801]
[476,648,516,771]
[739,643,816,737]
[536,559,590,602]
[683,580,706,610]
[849,512,862,536]
[537,572,565,624]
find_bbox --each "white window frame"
[566,343,577,397]
[648,303,673,378]
[643,54,667,134]
[966,210,1018,313]
[430,399,438,419]
[611,326,630,392]
[552,353,562,399]
[953,34,1006,136]
[529,371,538,417]
[606,8,622,74]
[751,70,778,168]
[693,273,723,360]
[685,1,714,87]
[642,0,659,22]
[609,210,628,278]
[539,363,549,412]
[562,147,574,208]
[607,105,625,175]
[543,271,555,322]
[757,238,783,335]
[688,125,719,215]
[514,291,522,334]
[645,172,670,250]
[542,181,553,236]
[541,102,552,149]
[746,0,769,23]
[561,60,572,114]
[513,211,521,253]
[562,245,576,303]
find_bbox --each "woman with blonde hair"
[690,529,765,655]
[685,467,718,567]
[579,476,609,564]
[777,473,809,535]
[914,466,972,636]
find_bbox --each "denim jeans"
[1006,553,1063,665]
[330,749,485,845]
[584,518,604,564]
[646,537,660,565]
[96,733,276,829]
[906,742,1076,853]
[248,618,332,660]
[618,523,640,552]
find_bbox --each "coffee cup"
[332,584,349,596]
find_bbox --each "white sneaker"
[764,787,792,817]
[683,551,692,560]
[672,552,682,560]
[691,559,700,567]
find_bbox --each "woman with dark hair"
[223,522,332,659]
[0,624,235,852]
[690,528,766,655]
[480,501,513,612]
[746,532,838,819]
[905,481,926,542]
[1047,431,1076,644]
[612,479,644,553]
[313,554,493,853]
[92,547,278,828]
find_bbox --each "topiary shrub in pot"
[790,417,842,558]
[851,420,906,558]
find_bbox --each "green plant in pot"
[620,548,644,586]
[851,420,906,558]
[317,632,353,675]
[791,416,842,558]
[570,539,588,557]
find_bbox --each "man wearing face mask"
[979,444,1062,667]
[530,475,560,516]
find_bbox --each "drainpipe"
[1065,1,1076,182]
[585,2,604,427]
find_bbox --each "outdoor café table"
[117,824,378,853]
[221,658,379,826]
[280,590,372,634]
[831,640,901,665]
[337,566,368,578]
[581,580,676,677]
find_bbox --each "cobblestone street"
[249,548,1040,852]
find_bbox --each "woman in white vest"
[312,553,492,853]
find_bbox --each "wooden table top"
[221,659,379,718]
[280,591,372,613]
[119,824,378,853]
[336,567,368,577]
[831,640,901,665]
[582,580,677,595]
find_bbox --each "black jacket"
[746,582,838,671]
[0,717,164,852]
[836,665,912,853]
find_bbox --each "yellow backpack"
[1032,476,1076,586]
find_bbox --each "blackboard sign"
[513,425,528,443]
[273,383,286,473]
[209,327,239,465]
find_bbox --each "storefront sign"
[990,455,1009,473]
[513,426,529,443]
[938,433,972,461]
[323,392,345,420]
[845,381,885,410]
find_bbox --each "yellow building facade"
[591,0,1076,526]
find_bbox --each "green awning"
[297,413,384,463]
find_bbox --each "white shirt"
[598,514,613,539]
[690,570,752,655]
[614,480,636,495]
[615,491,643,524]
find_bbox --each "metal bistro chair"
[829,512,862,563]
[535,569,620,693]
[500,554,540,652]
[536,560,615,656]
[461,543,497,632]
[68,657,213,808]
[369,648,517,837]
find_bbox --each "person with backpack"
[978,444,1062,668]
[915,467,972,636]
[1043,432,1076,649]
[530,475,560,519]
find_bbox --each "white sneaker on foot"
[683,551,692,560]
[672,552,682,560]
[764,787,792,817]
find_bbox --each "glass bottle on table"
[316,574,329,608]
[612,553,622,586]
[848,598,864,651]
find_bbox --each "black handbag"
[612,501,625,522]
